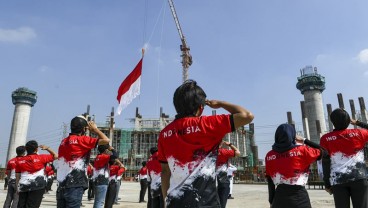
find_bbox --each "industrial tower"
[296,66,327,144]
[6,87,37,163]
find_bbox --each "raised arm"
[351,119,368,129]
[88,121,110,145]
[39,145,58,159]
[223,141,241,157]
[115,159,124,168]
[295,136,332,193]
[205,100,254,129]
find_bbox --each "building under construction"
[91,107,259,179]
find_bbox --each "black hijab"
[272,124,296,153]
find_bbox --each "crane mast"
[168,0,192,83]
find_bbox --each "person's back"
[147,147,164,208]
[320,108,368,208]
[321,127,368,184]
[56,115,110,208]
[3,146,25,208]
[17,141,55,192]
[57,133,98,188]
[147,149,162,199]
[266,145,320,185]
[92,144,118,208]
[216,142,240,208]
[158,80,253,208]
[16,140,57,208]
[265,124,322,208]
[93,148,112,185]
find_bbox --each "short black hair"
[150,147,158,155]
[330,108,350,130]
[25,140,38,154]
[98,144,109,154]
[16,146,26,156]
[173,79,206,119]
[142,161,147,166]
[70,116,88,134]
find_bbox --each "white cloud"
[358,49,368,64]
[0,27,37,43]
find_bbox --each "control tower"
[6,87,37,163]
[296,66,327,144]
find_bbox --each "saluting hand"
[39,145,49,150]
[295,135,305,145]
[88,121,98,132]
[350,119,357,125]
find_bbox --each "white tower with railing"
[6,87,37,163]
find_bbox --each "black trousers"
[147,182,152,208]
[139,179,148,202]
[88,178,95,199]
[17,189,45,208]
[4,177,9,189]
[332,179,368,208]
[217,182,230,208]
[105,181,117,208]
[151,194,164,208]
[271,184,311,208]
[46,178,53,192]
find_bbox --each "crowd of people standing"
[4,79,368,208]
[3,115,126,208]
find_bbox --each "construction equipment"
[168,0,192,83]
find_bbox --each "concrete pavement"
[0,181,337,207]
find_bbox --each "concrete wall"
[303,90,327,144]
[6,104,32,162]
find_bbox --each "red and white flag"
[116,58,143,115]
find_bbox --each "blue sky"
[1,0,368,166]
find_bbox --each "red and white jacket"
[158,114,234,208]
[265,145,320,186]
[147,152,162,198]
[93,154,111,185]
[16,154,54,192]
[216,148,235,184]
[320,128,368,185]
[56,134,98,189]
[6,157,21,182]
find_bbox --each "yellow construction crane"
[168,0,192,83]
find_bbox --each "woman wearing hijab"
[265,124,327,208]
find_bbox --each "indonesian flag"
[116,58,143,115]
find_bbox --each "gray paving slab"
[0,181,337,207]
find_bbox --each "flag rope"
[156,0,166,115]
